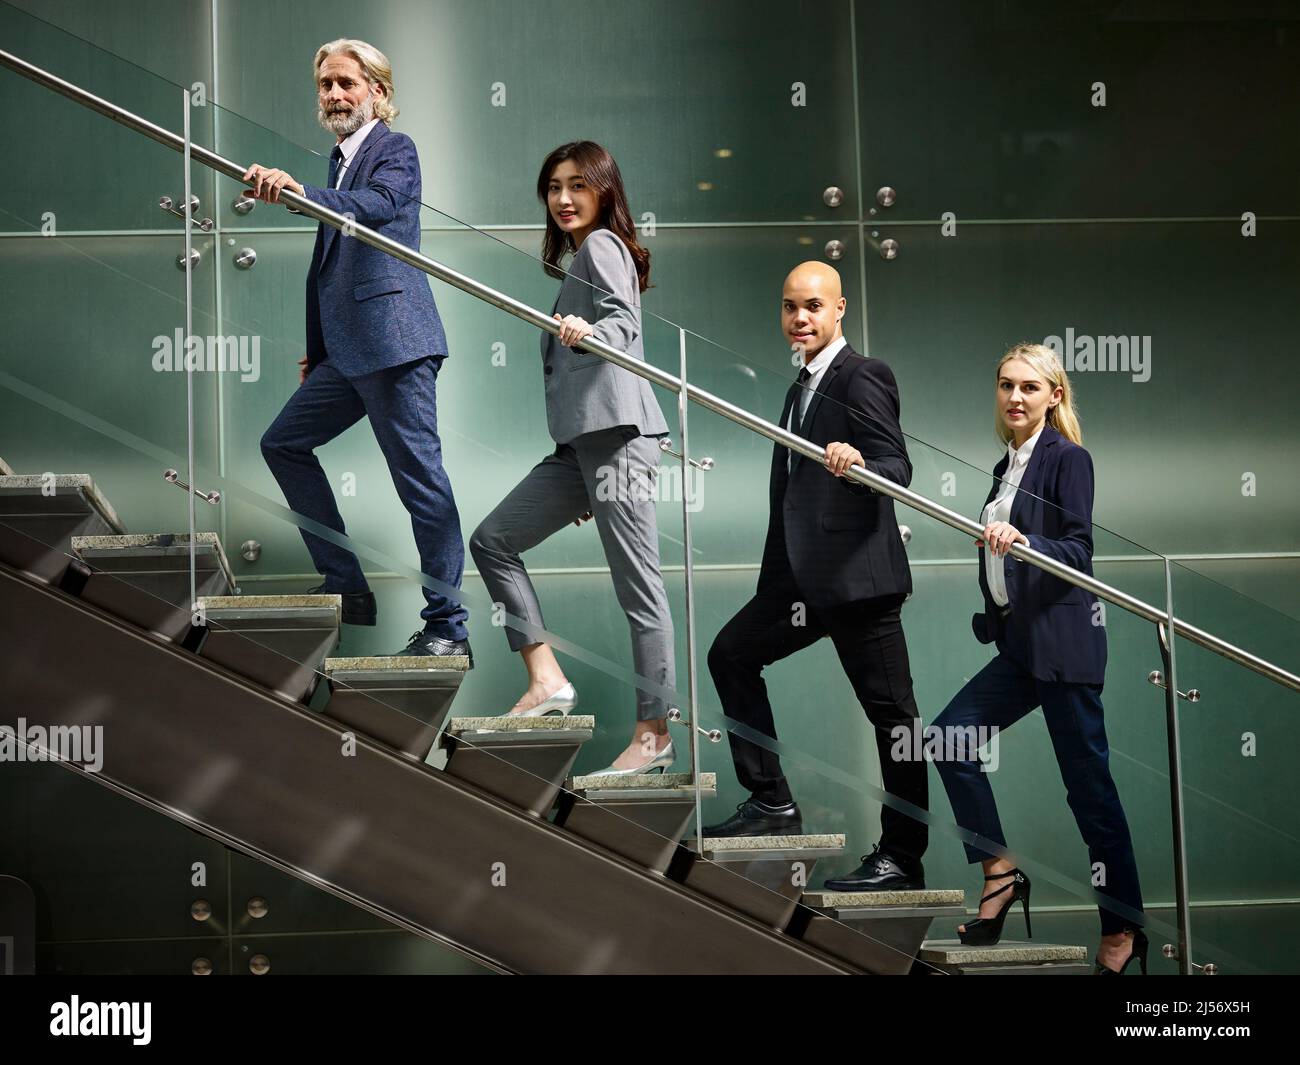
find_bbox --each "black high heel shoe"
[1094,928,1149,975]
[957,868,1032,946]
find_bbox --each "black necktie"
[784,366,812,475]
[789,366,812,438]
[328,145,344,188]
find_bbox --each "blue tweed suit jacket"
[301,122,447,378]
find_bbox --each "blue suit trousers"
[260,356,468,641]
[932,633,1143,934]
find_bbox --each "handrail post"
[182,87,199,621]
[1159,560,1194,975]
[677,328,704,844]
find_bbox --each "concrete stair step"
[556,773,718,875]
[71,532,234,606]
[675,834,847,931]
[322,655,469,762]
[447,714,594,735]
[691,834,847,860]
[569,770,716,796]
[197,595,340,704]
[803,888,966,917]
[789,889,968,975]
[60,532,233,643]
[918,939,1091,975]
[200,594,341,625]
[0,473,125,559]
[442,714,595,818]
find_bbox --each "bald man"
[703,262,928,891]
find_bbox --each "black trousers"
[707,569,928,865]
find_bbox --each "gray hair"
[313,38,398,123]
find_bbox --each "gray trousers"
[469,426,676,721]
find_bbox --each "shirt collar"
[337,118,381,165]
[800,334,847,377]
[1007,424,1045,468]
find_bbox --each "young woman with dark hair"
[470,141,677,775]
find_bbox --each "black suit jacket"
[758,343,912,607]
[972,424,1107,685]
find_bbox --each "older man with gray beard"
[242,39,470,659]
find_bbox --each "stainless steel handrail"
[3,45,1296,694]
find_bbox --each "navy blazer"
[300,122,448,378]
[759,344,912,608]
[973,423,1107,685]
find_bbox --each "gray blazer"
[541,227,670,445]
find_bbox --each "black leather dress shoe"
[822,845,925,891]
[306,583,376,627]
[702,798,803,838]
[392,630,473,667]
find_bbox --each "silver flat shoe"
[586,739,676,777]
[500,682,578,718]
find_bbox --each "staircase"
[0,463,1092,975]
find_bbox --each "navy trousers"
[260,356,468,641]
[932,638,1144,934]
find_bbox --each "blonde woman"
[931,343,1146,975]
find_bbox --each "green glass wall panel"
[855,0,1300,220]
[1171,562,1300,904]
[215,0,859,225]
[0,1,215,233]
[0,231,221,535]
[6,0,211,93]
[1175,557,1300,623]
[864,220,1300,555]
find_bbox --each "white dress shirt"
[334,118,380,188]
[981,425,1044,606]
[786,335,847,472]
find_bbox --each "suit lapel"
[1009,424,1057,530]
[541,282,565,358]
[790,345,851,473]
[977,451,1011,606]
[985,453,1009,510]
[770,378,800,483]
[322,122,387,263]
[777,376,800,432]
[340,122,385,192]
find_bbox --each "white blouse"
[981,426,1044,606]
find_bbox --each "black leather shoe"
[822,844,925,891]
[306,583,376,626]
[392,630,473,667]
[702,798,803,838]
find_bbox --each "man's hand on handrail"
[823,441,863,477]
[242,163,304,205]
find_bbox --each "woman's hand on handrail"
[977,520,1029,557]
